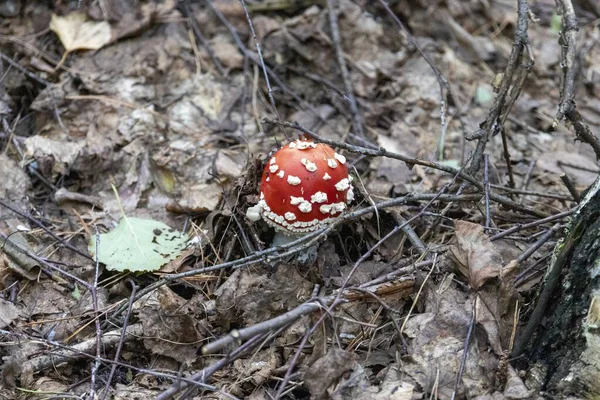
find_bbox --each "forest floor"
[1,0,600,399]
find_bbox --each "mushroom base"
[259,198,339,235]
[271,231,319,266]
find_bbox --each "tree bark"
[524,175,600,397]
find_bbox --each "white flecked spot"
[290,196,304,205]
[288,142,296,149]
[346,187,355,203]
[334,153,346,164]
[277,170,285,178]
[320,204,332,214]
[246,204,262,221]
[327,159,338,168]
[298,201,312,213]
[284,212,297,221]
[269,164,279,173]
[323,172,331,180]
[259,196,337,234]
[301,158,317,172]
[296,141,317,150]
[330,202,346,214]
[320,201,346,215]
[287,175,301,185]
[311,191,328,203]
[270,157,276,165]
[335,178,350,191]
[266,177,270,182]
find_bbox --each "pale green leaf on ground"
[89,218,188,272]
[550,12,562,34]
[71,285,81,300]
[474,85,494,107]
[438,159,461,169]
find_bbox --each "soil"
[1,0,599,399]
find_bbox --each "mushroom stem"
[271,231,318,265]
[271,231,302,247]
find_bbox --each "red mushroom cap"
[258,139,353,235]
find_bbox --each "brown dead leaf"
[450,220,504,289]
[215,150,244,180]
[0,154,31,208]
[342,366,414,400]
[304,348,357,400]
[24,135,85,178]
[214,265,313,326]
[402,282,499,398]
[33,377,69,394]
[108,0,177,43]
[0,221,40,281]
[476,259,520,355]
[0,298,19,329]
[232,347,280,386]
[211,38,244,69]
[166,183,223,214]
[537,150,599,188]
[134,286,205,366]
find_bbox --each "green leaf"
[89,217,188,272]
[551,12,562,34]
[475,86,493,107]
[72,284,81,300]
[438,159,461,169]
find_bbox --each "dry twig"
[555,0,600,159]
[326,0,364,138]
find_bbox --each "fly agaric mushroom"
[247,139,353,238]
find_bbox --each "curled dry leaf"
[450,222,520,355]
[450,220,504,289]
[0,222,40,282]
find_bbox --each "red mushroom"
[247,139,353,236]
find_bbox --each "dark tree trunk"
[524,176,600,397]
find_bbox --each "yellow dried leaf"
[49,12,111,69]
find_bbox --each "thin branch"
[100,280,138,400]
[559,173,581,202]
[0,198,94,261]
[202,301,322,355]
[182,0,226,76]
[327,0,364,138]
[490,209,574,241]
[516,223,561,264]
[376,0,451,159]
[238,0,285,135]
[21,324,144,373]
[467,0,530,175]
[555,0,600,159]
[88,229,102,400]
[451,295,477,400]
[483,154,491,232]
[3,327,224,396]
[267,119,547,218]
[108,191,481,323]
[157,329,281,400]
[555,0,579,121]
